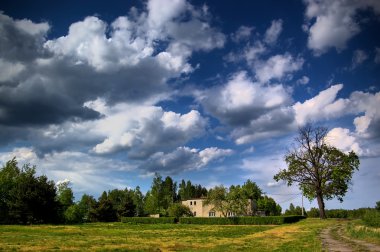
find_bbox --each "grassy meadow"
[0,218,340,251]
[346,219,380,246]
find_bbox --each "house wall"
[182,199,224,217]
[181,198,255,217]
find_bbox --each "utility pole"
[301,194,304,216]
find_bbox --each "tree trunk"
[316,193,326,219]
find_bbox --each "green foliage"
[56,180,74,222]
[205,183,280,217]
[307,207,320,218]
[94,191,118,222]
[325,209,349,218]
[132,186,145,217]
[376,201,380,211]
[168,203,193,218]
[178,179,208,201]
[144,174,177,215]
[204,185,229,217]
[64,204,83,224]
[121,217,177,224]
[362,211,380,228]
[257,196,282,216]
[241,180,262,201]
[0,158,60,224]
[284,203,306,216]
[56,180,74,210]
[179,216,306,225]
[307,208,372,219]
[108,189,136,220]
[227,185,251,216]
[274,124,360,219]
[78,194,97,222]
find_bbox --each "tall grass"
[346,220,380,245]
[362,211,380,228]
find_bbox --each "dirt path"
[321,223,380,252]
[320,226,353,252]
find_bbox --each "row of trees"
[204,182,281,217]
[284,203,306,216]
[0,159,282,224]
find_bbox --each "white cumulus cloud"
[86,101,208,159]
[254,54,304,83]
[304,0,380,55]
[293,84,349,125]
[326,127,362,155]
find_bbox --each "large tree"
[0,158,60,224]
[178,179,208,201]
[204,185,229,217]
[274,124,360,219]
[56,180,74,221]
[144,174,178,215]
[257,196,282,216]
[132,186,145,217]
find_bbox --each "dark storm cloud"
[139,146,233,175]
[0,13,50,63]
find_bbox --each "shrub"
[179,216,305,225]
[307,207,320,218]
[168,203,193,218]
[326,209,348,218]
[121,217,177,224]
[362,211,380,228]
[64,204,84,224]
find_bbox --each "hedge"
[121,217,177,224]
[179,215,306,225]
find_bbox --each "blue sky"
[0,0,379,211]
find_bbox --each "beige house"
[182,198,254,217]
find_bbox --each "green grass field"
[0,219,339,251]
[346,219,380,246]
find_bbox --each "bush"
[326,209,348,218]
[64,204,84,224]
[179,216,306,225]
[121,217,177,224]
[307,208,320,218]
[168,203,193,218]
[362,211,380,228]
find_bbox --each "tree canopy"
[274,124,360,218]
[205,181,279,217]
[0,158,60,224]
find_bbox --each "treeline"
[282,202,380,219]
[0,158,282,224]
[308,207,379,219]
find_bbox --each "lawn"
[0,219,338,251]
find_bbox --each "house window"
[194,211,196,216]
[194,201,196,206]
[209,211,215,217]
[190,201,192,205]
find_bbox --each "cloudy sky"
[1,0,379,211]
